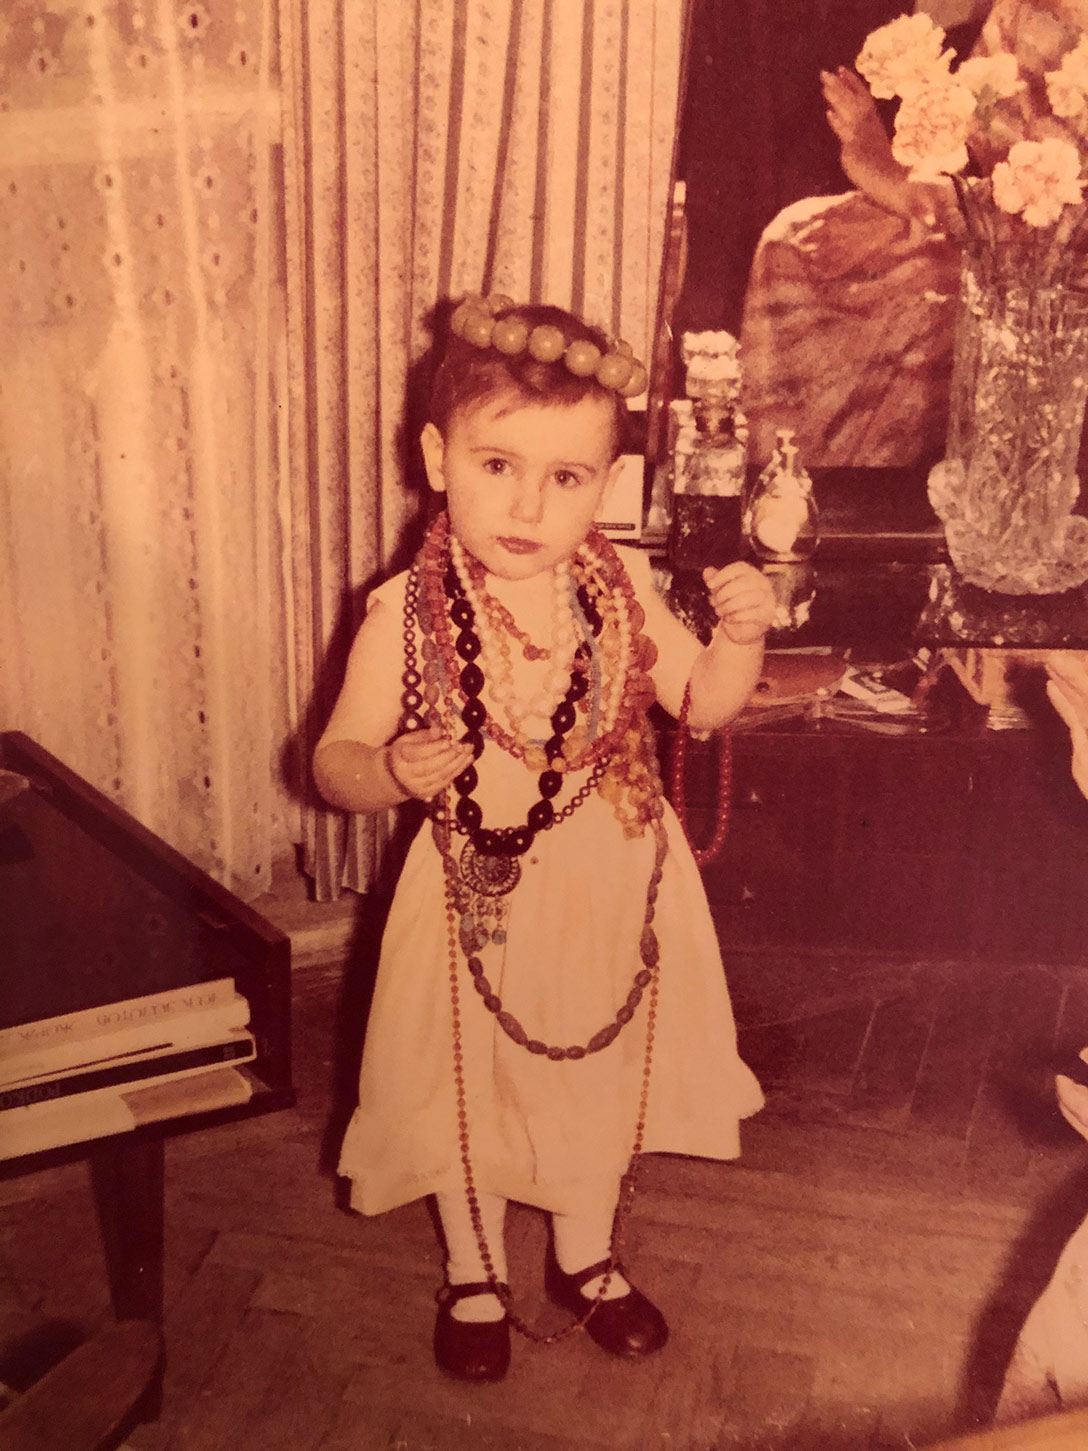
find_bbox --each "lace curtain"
[0,1,291,901]
[0,1,684,906]
[285,0,686,900]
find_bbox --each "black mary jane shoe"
[544,1252,668,1357]
[433,1281,511,1383]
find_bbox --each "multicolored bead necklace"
[400,509,675,1341]
[410,511,658,802]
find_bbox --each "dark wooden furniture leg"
[90,1136,165,1419]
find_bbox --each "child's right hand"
[387,727,474,801]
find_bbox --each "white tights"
[435,1184,630,1322]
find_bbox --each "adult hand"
[387,727,473,801]
[1046,654,1088,800]
[819,67,916,219]
[702,562,776,646]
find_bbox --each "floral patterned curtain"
[284,0,686,900]
[0,1,291,901]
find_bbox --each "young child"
[313,297,774,1383]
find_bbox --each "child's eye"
[482,456,509,476]
[554,469,586,489]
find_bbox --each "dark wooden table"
[664,702,1088,966]
[655,461,1088,962]
[0,732,295,1414]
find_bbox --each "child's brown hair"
[428,302,631,459]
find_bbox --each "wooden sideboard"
[667,713,1088,966]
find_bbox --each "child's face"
[421,391,623,581]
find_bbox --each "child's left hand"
[702,562,777,645]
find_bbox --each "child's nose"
[510,475,545,525]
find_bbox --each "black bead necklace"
[442,557,603,862]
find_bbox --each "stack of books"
[0,977,255,1159]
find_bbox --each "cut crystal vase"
[928,251,1088,595]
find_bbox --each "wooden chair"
[0,1319,161,1451]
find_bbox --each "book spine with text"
[0,977,244,1065]
[1,993,251,1087]
[0,1032,256,1112]
[0,1065,257,1161]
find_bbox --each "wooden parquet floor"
[4,894,1088,1451]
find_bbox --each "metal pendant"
[459,839,521,898]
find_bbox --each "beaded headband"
[449,293,649,399]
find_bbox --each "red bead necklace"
[667,679,733,867]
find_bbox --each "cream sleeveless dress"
[337,551,763,1217]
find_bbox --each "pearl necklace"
[450,536,578,733]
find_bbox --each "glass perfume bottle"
[680,397,746,499]
[668,331,747,573]
[741,428,818,562]
[669,398,747,573]
[742,429,818,632]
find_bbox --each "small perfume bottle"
[741,429,818,562]
[668,331,747,574]
[742,430,818,632]
[681,397,745,499]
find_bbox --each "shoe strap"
[562,1257,624,1291]
[438,1280,510,1305]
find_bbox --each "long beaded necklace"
[430,541,667,1054]
[444,557,596,881]
[402,513,675,1342]
[450,539,599,763]
[431,754,669,1343]
[667,680,734,867]
[406,516,684,1340]
[452,536,577,728]
[413,515,653,882]
[432,787,667,1057]
[439,806,665,1344]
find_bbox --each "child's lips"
[497,536,542,555]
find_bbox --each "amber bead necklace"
[399,512,725,1342]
